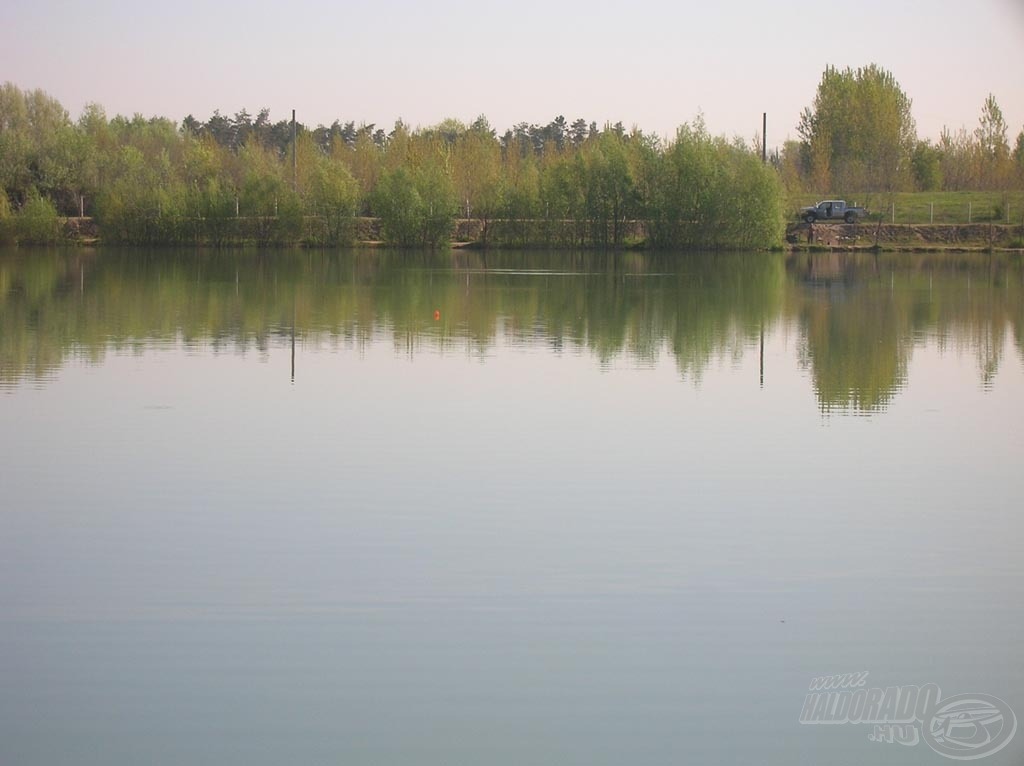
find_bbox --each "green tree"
[0,190,14,244]
[539,153,586,247]
[15,191,61,244]
[1014,129,1024,186]
[306,156,359,245]
[415,162,457,247]
[975,94,1010,189]
[645,120,781,250]
[0,82,76,207]
[797,64,916,192]
[502,149,540,247]
[373,167,423,246]
[238,142,301,245]
[452,124,504,246]
[911,140,943,191]
[938,127,975,190]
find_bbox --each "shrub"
[0,193,14,244]
[15,193,61,244]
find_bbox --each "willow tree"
[797,64,916,192]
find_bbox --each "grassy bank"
[788,191,1024,226]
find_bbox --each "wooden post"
[930,202,933,224]
[969,202,972,223]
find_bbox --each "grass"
[787,190,1024,225]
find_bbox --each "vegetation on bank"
[2,63,1022,250]
[0,84,782,250]
[780,66,1024,195]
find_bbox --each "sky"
[2,0,1023,147]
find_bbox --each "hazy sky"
[3,0,1023,146]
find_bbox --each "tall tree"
[975,94,1010,189]
[797,64,916,192]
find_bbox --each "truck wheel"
[804,213,816,224]
[844,212,856,223]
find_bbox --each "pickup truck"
[799,200,868,224]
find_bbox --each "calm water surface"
[1,248,1023,765]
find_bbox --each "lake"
[1,247,1022,765]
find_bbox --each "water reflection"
[1,248,1021,413]
[787,251,1023,411]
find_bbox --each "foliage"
[15,192,61,244]
[0,80,796,249]
[646,123,783,249]
[373,163,457,248]
[0,192,13,244]
[305,156,359,246]
[789,70,1021,195]
[911,140,943,191]
[797,64,917,193]
[1015,130,1024,187]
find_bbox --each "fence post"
[892,202,895,224]
[930,202,933,224]
[969,202,972,223]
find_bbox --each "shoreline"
[784,221,1024,253]
[9,217,1024,254]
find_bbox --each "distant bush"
[15,193,61,244]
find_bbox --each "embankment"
[46,217,1024,251]
[787,222,1024,251]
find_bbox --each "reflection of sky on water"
[2,251,1023,765]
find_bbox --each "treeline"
[0,82,783,249]
[780,64,1024,194]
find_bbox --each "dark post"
[762,113,767,164]
[759,322,764,388]
[291,109,297,193]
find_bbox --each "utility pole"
[762,113,767,164]
[291,109,297,193]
